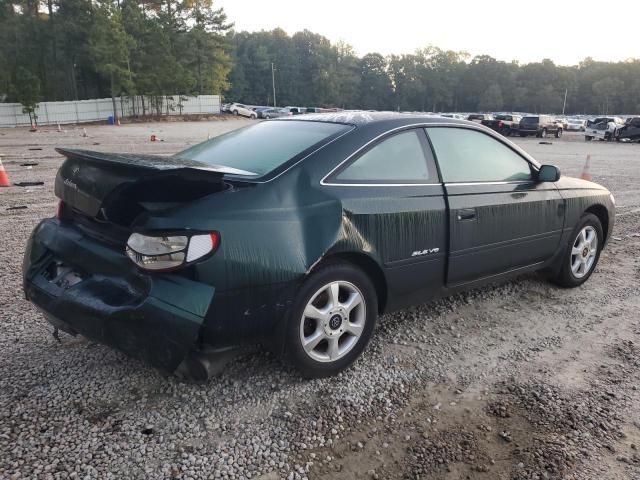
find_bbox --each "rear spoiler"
[54,148,228,217]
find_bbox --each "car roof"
[276,111,475,128]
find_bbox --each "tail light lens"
[126,232,220,271]
[56,200,66,219]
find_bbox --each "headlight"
[126,232,219,271]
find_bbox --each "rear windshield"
[522,116,539,123]
[494,114,511,120]
[174,121,350,177]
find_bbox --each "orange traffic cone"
[580,154,592,181]
[0,157,11,187]
[29,122,37,132]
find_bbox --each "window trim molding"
[424,125,537,184]
[321,125,439,186]
[321,122,540,187]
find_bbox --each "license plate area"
[42,261,86,290]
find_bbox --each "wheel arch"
[312,252,388,314]
[585,204,609,241]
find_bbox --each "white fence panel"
[44,101,78,124]
[0,95,221,127]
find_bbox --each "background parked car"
[229,103,258,118]
[481,114,522,136]
[566,118,587,131]
[518,115,563,138]
[251,106,271,116]
[616,117,640,142]
[258,108,293,119]
[284,106,306,115]
[585,117,624,141]
[467,113,493,123]
[440,113,466,120]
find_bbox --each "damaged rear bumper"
[23,219,215,372]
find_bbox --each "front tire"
[555,128,563,138]
[285,263,378,378]
[551,213,603,288]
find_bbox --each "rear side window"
[175,121,350,177]
[334,130,434,183]
[426,127,533,183]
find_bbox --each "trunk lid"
[55,148,240,230]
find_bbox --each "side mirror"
[537,165,561,182]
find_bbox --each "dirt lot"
[1,121,639,480]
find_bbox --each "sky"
[216,0,639,66]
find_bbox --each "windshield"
[174,121,351,178]
[494,115,511,120]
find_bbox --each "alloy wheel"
[299,281,366,363]
[570,226,598,279]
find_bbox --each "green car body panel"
[22,113,615,372]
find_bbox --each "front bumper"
[23,219,215,372]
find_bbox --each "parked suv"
[519,115,563,138]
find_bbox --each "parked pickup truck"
[584,117,624,141]
[481,114,522,136]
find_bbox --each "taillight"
[498,121,504,128]
[125,232,220,271]
[56,200,65,219]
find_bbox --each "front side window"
[426,127,533,183]
[334,129,433,183]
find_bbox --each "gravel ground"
[1,120,639,480]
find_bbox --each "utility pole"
[271,63,277,107]
[562,88,568,115]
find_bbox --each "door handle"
[456,208,476,221]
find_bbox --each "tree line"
[2,1,640,115]
[1,0,232,117]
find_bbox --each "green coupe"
[23,113,615,378]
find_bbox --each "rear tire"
[285,263,378,378]
[585,136,593,141]
[551,213,603,288]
